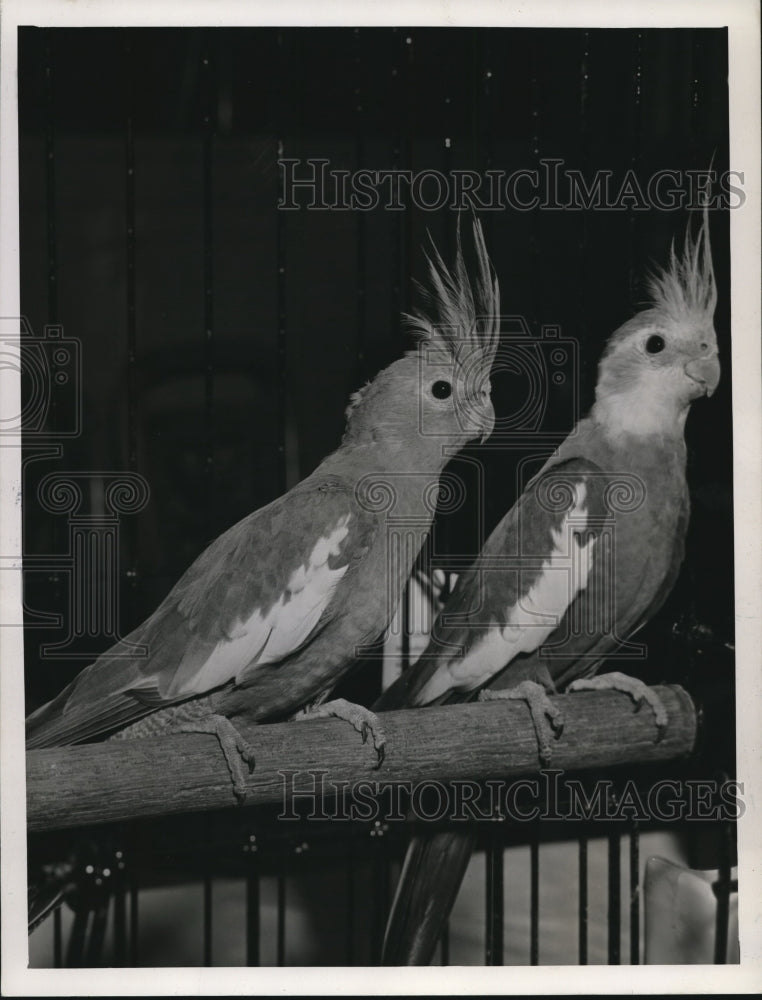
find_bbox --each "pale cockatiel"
[26,217,500,801]
[376,211,721,965]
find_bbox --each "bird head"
[593,208,720,439]
[342,216,500,456]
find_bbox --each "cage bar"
[484,827,504,965]
[245,856,261,966]
[530,832,539,965]
[629,824,640,965]
[578,833,588,965]
[607,829,621,965]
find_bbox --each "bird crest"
[645,204,717,332]
[345,215,501,423]
[404,213,501,366]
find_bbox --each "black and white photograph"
[1,0,760,994]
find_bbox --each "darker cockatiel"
[26,217,500,801]
[376,212,720,965]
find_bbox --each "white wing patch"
[174,515,352,695]
[418,484,596,704]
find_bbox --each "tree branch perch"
[26,684,697,832]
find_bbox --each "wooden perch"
[26,684,697,833]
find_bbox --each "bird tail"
[382,828,476,965]
[28,861,77,932]
[25,677,82,748]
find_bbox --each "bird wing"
[375,456,611,711]
[629,486,689,635]
[26,475,376,748]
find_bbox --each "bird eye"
[645,334,666,354]
[431,380,452,400]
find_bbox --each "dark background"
[19,27,734,763]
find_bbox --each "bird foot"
[566,672,668,739]
[179,713,256,804]
[479,679,563,766]
[295,698,386,768]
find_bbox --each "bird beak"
[684,351,721,397]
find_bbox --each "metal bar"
[275,34,288,495]
[42,27,62,596]
[345,837,355,964]
[129,875,139,966]
[578,30,591,351]
[401,30,414,318]
[124,36,137,467]
[276,869,286,966]
[608,829,621,965]
[530,831,539,965]
[44,29,57,324]
[113,878,127,965]
[372,839,390,964]
[392,28,412,675]
[529,34,541,330]
[53,908,62,967]
[390,27,405,334]
[65,907,88,967]
[353,27,366,373]
[629,824,640,964]
[578,833,588,965]
[580,28,591,129]
[690,29,702,161]
[627,30,644,308]
[123,33,139,599]
[714,821,733,964]
[202,873,213,966]
[485,829,504,965]
[85,898,109,966]
[246,837,262,966]
[201,34,215,537]
[477,29,494,245]
[246,872,260,966]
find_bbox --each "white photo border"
[1,0,760,995]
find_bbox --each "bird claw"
[479,680,563,766]
[296,698,386,767]
[178,714,256,804]
[567,672,669,739]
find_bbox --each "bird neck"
[320,436,453,480]
[314,438,454,530]
[590,387,688,445]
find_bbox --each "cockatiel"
[376,210,720,965]
[26,217,501,802]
